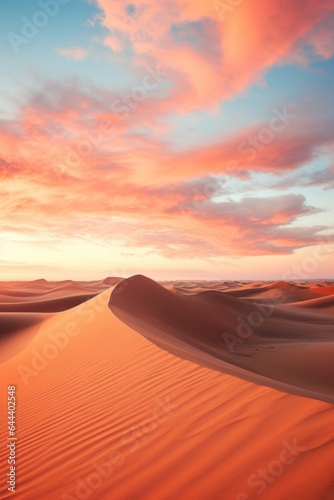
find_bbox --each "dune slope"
[0,278,333,499]
[109,275,334,404]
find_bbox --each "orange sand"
[0,277,333,499]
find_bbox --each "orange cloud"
[1,68,333,266]
[94,0,334,110]
[0,95,331,260]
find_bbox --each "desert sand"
[0,277,333,499]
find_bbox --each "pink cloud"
[1,78,334,193]
[0,72,333,264]
[0,102,331,260]
[93,0,334,110]
[55,46,89,60]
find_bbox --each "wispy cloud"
[93,0,334,109]
[55,46,89,60]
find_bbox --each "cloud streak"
[93,0,334,110]
[55,46,89,60]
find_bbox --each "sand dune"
[222,280,322,303]
[0,313,47,336]
[285,294,334,315]
[0,280,110,312]
[0,313,48,363]
[109,276,334,404]
[0,294,99,313]
[0,277,333,499]
[311,286,334,296]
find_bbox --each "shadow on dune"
[0,293,99,313]
[0,313,50,362]
[109,275,334,404]
[0,313,48,337]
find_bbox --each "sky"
[0,0,334,281]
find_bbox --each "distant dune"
[0,277,333,499]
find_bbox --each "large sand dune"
[110,275,334,404]
[0,277,333,499]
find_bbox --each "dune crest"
[109,275,334,404]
